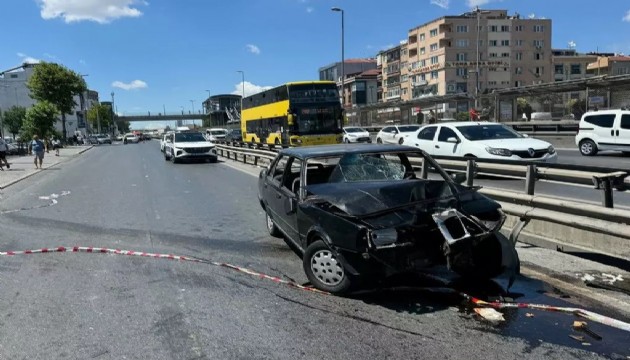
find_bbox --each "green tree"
[117,120,131,133]
[2,106,27,140]
[517,97,533,120]
[26,62,87,140]
[87,104,113,132]
[21,101,59,141]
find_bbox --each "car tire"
[376,138,382,144]
[343,138,349,143]
[164,152,169,161]
[579,139,598,156]
[303,239,353,294]
[398,138,404,145]
[266,211,282,238]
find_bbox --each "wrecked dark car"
[258,144,519,294]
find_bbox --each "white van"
[575,109,630,156]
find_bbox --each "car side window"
[437,127,459,142]
[282,158,303,195]
[620,114,630,129]
[584,114,616,128]
[417,126,438,140]
[382,127,392,133]
[269,155,288,185]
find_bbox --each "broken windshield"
[328,153,406,182]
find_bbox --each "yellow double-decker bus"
[241,81,344,147]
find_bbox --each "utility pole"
[332,7,345,107]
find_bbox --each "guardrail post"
[243,153,247,164]
[254,156,258,166]
[466,159,475,187]
[525,164,537,195]
[602,179,614,208]
[420,159,428,179]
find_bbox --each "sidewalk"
[0,146,93,189]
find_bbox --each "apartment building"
[586,55,630,108]
[550,49,598,106]
[378,9,553,116]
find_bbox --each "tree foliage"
[517,97,533,120]
[87,104,113,131]
[21,101,59,141]
[2,106,27,139]
[118,121,131,133]
[26,62,87,139]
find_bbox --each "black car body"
[258,144,518,294]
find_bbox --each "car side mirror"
[447,137,460,143]
[451,173,467,184]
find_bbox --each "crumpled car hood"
[305,180,455,217]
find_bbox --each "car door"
[615,113,630,151]
[277,158,302,242]
[263,155,298,239]
[582,113,616,151]
[434,126,462,157]
[408,126,438,154]
[379,127,392,143]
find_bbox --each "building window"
[456,53,468,61]
[488,81,497,86]
[430,56,439,64]
[501,40,510,46]
[515,52,523,60]
[420,47,426,55]
[489,53,497,58]
[535,67,544,75]
[515,25,523,32]
[534,52,543,60]
[534,25,545,32]
[421,74,426,81]
[515,67,523,74]
[516,40,523,46]
[489,40,498,46]
[430,43,438,52]
[533,40,545,48]
[401,74,409,82]
[431,71,439,79]
[501,52,510,58]
[488,25,498,32]
[456,25,468,32]
[420,33,425,41]
[554,64,564,74]
[10,74,19,79]
[420,59,427,66]
[456,39,469,47]
[430,29,438,37]
[456,68,468,76]
[515,80,522,87]
[570,64,581,75]
[501,25,510,32]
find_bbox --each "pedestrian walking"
[28,135,46,169]
[52,137,61,156]
[0,136,10,170]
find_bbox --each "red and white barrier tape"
[0,245,327,295]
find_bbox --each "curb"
[521,263,630,320]
[0,146,94,190]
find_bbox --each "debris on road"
[579,272,630,296]
[573,321,603,341]
[474,308,505,322]
[569,334,585,342]
[525,313,535,318]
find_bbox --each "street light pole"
[332,7,345,107]
[110,92,115,137]
[475,7,481,110]
[237,70,245,122]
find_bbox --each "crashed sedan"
[258,144,519,294]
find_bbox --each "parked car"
[205,128,228,142]
[342,127,371,143]
[164,131,218,163]
[225,129,242,142]
[575,109,630,156]
[376,125,420,145]
[95,134,112,145]
[87,136,99,145]
[123,133,140,144]
[402,122,557,162]
[115,135,124,142]
[258,144,519,294]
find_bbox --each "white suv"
[206,128,228,142]
[164,131,218,163]
[575,109,630,156]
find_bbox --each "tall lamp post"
[331,7,345,107]
[237,70,245,122]
[473,7,490,110]
[110,92,115,137]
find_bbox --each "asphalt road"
[0,141,628,359]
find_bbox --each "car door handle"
[435,145,440,149]
[616,130,620,136]
[611,130,614,136]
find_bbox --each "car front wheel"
[376,138,382,144]
[303,239,353,294]
[266,211,282,238]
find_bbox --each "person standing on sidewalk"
[52,137,61,156]
[28,135,46,169]
[0,136,10,169]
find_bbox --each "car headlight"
[486,147,512,156]
[548,145,556,155]
[348,134,357,137]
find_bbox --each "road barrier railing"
[215,143,630,260]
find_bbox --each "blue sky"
[2,0,630,126]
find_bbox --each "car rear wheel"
[266,211,282,238]
[376,138,382,144]
[303,239,353,294]
[579,139,598,156]
[398,138,404,145]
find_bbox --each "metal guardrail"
[215,143,630,259]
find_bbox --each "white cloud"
[37,0,146,24]
[430,0,449,9]
[623,10,630,22]
[467,0,493,7]
[231,81,273,97]
[306,7,314,13]
[17,52,41,64]
[112,80,148,90]
[246,44,261,55]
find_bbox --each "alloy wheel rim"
[310,249,344,286]
[581,142,592,154]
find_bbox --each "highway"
[0,141,628,359]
